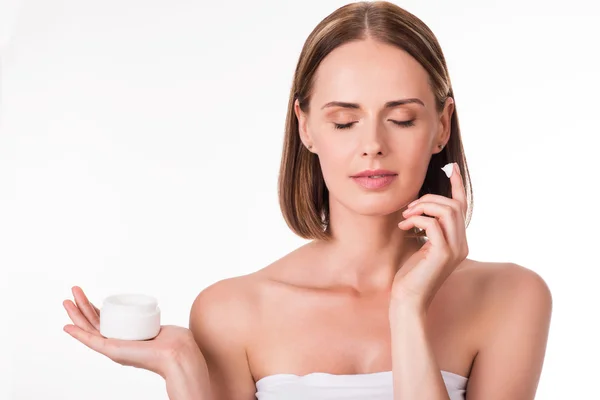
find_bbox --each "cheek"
[389,131,432,166]
[317,145,351,183]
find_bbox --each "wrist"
[162,336,205,379]
[389,299,427,326]
[163,342,211,400]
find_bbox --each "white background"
[1,0,599,399]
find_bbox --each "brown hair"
[278,1,473,241]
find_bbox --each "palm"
[98,325,194,370]
[63,286,199,377]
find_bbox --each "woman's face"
[295,38,454,216]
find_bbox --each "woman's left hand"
[392,162,469,315]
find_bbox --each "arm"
[188,277,257,400]
[163,340,212,400]
[465,264,552,399]
[389,303,451,400]
[389,263,553,400]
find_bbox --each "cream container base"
[99,294,161,341]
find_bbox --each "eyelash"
[333,120,415,130]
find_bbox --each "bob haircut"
[278,1,473,241]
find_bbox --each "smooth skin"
[63,38,552,399]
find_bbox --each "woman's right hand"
[62,286,203,379]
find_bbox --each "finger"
[403,201,455,220]
[72,286,100,330]
[406,193,460,214]
[63,324,114,358]
[63,299,98,334]
[398,215,449,259]
[402,201,462,249]
[450,163,467,218]
[64,324,152,370]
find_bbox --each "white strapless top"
[255,370,468,400]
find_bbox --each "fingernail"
[441,163,453,178]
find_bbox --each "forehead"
[311,39,432,108]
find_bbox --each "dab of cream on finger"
[441,163,454,178]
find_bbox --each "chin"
[344,196,406,217]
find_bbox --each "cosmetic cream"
[441,163,454,178]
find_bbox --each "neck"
[314,198,422,294]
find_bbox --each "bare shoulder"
[189,272,267,344]
[442,260,553,346]
[456,260,552,321]
[469,261,552,310]
[189,275,260,399]
[462,261,553,397]
[483,261,553,336]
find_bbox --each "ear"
[435,97,455,153]
[294,99,315,152]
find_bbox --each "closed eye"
[391,119,415,128]
[333,122,356,130]
[333,119,415,130]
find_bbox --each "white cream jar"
[99,294,161,341]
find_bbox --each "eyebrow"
[320,98,425,110]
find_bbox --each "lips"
[351,169,397,178]
[352,174,397,190]
[361,174,392,178]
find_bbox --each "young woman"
[62,2,552,399]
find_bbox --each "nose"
[360,121,387,158]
